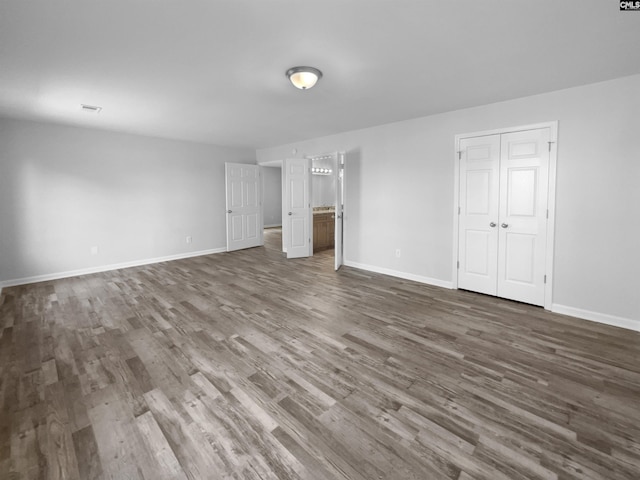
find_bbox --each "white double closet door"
[458,127,551,306]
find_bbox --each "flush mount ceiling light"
[286,66,322,90]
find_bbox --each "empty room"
[1,1,639,479]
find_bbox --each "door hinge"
[546,209,549,219]
[544,274,547,284]
[458,206,461,215]
[547,141,555,152]
[457,261,460,269]
[457,151,462,160]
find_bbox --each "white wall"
[0,118,255,285]
[257,74,640,327]
[262,166,282,227]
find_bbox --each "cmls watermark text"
[620,1,640,10]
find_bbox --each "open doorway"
[260,164,284,259]
[310,154,337,255]
[262,165,282,229]
[307,152,343,269]
[261,152,344,269]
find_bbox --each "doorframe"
[272,151,346,262]
[306,151,344,260]
[336,151,346,270]
[452,121,558,310]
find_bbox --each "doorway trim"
[278,151,346,265]
[452,121,558,310]
[306,151,345,268]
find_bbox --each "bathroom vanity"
[313,208,335,252]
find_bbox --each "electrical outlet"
[395,249,401,258]
[91,246,99,255]
[186,236,192,244]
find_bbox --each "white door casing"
[281,165,287,253]
[335,152,344,271]
[454,123,557,308]
[284,158,312,259]
[225,163,263,252]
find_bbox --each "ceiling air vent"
[80,104,102,113]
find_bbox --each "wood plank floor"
[1,228,639,480]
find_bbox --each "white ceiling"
[1,1,639,149]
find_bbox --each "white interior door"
[225,163,263,252]
[284,158,311,259]
[497,128,550,306]
[334,152,344,271]
[458,135,500,295]
[457,127,551,307]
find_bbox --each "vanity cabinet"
[313,213,335,252]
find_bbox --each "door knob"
[501,223,509,228]
[227,210,232,213]
[489,222,496,228]
[288,212,293,216]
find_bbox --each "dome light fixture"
[286,66,323,90]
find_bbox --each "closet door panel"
[497,128,550,306]
[458,135,500,295]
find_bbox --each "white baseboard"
[264,223,282,228]
[343,260,453,290]
[5,251,637,334]
[0,247,227,288]
[340,262,639,333]
[551,304,640,333]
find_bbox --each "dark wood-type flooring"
[1,229,639,479]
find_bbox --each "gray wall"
[257,74,640,326]
[311,157,336,207]
[0,118,255,284]
[262,166,282,227]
